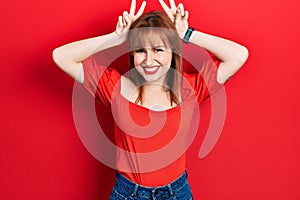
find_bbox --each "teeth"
[144,67,159,72]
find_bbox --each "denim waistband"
[115,171,188,198]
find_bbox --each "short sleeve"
[82,55,121,106]
[183,54,223,102]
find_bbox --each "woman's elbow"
[238,46,249,66]
[52,46,72,71]
[233,46,249,74]
[231,46,249,72]
[52,47,63,67]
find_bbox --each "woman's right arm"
[52,33,125,84]
[52,0,146,84]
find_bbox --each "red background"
[1,0,300,199]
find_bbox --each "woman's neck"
[143,83,166,93]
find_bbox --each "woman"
[52,0,248,199]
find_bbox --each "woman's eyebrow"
[152,45,166,48]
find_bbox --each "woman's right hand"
[115,0,146,37]
[53,0,147,84]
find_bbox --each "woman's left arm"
[187,30,249,84]
[159,0,249,84]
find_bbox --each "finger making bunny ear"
[176,3,188,18]
[130,0,147,19]
[158,0,189,22]
[115,0,147,35]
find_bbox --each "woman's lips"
[142,66,160,74]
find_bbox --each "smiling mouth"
[142,66,160,74]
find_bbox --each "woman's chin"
[143,75,163,83]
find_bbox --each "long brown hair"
[127,10,182,106]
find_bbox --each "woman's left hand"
[158,0,189,38]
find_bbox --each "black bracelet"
[183,27,195,44]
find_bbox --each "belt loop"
[167,184,174,197]
[130,184,138,199]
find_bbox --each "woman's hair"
[127,10,182,106]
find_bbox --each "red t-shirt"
[82,55,221,186]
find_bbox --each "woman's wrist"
[178,28,188,40]
[182,27,195,43]
[114,30,128,44]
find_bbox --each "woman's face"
[132,32,172,84]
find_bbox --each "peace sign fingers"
[158,0,177,22]
[130,0,147,20]
[115,0,146,36]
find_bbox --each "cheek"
[133,55,143,66]
[159,54,172,66]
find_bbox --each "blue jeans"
[110,171,193,200]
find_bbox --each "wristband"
[183,27,195,44]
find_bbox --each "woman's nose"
[145,51,154,65]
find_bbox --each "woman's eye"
[155,48,164,52]
[135,49,145,53]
